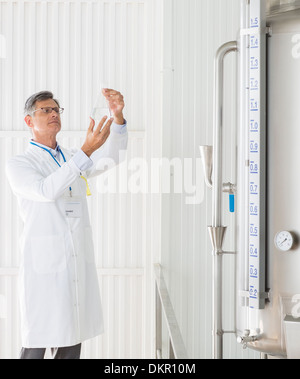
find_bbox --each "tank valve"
[237,330,259,349]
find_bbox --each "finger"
[102,117,114,132]
[102,89,121,99]
[98,130,110,148]
[95,116,109,134]
[107,92,123,99]
[108,101,125,113]
[99,117,113,136]
[109,99,125,107]
[108,93,124,103]
[102,88,118,94]
[107,95,124,107]
[102,88,112,94]
[108,97,124,107]
[88,117,95,132]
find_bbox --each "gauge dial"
[274,231,294,252]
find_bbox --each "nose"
[49,111,60,124]
[50,110,60,117]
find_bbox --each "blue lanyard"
[30,141,72,196]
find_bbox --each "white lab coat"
[6,124,128,348]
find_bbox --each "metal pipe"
[212,41,237,360]
[212,41,238,228]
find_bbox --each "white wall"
[0,0,163,359]
[161,0,260,359]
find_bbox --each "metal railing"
[154,264,188,359]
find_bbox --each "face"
[25,99,62,137]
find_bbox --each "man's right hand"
[81,116,113,157]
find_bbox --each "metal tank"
[201,0,300,359]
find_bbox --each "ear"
[24,115,33,128]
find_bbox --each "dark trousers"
[19,343,81,359]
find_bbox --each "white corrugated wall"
[0,0,163,359]
[161,0,260,359]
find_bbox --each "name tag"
[64,201,82,218]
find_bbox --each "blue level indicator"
[229,194,235,213]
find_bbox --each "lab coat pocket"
[31,234,67,274]
[84,226,96,263]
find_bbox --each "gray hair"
[24,91,60,115]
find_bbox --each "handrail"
[154,264,188,359]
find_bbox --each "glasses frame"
[31,107,64,115]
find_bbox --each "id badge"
[64,200,82,218]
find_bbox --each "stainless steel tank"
[236,0,300,358]
[201,0,300,359]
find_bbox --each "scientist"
[6,90,128,359]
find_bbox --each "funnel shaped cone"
[208,226,227,252]
[200,146,213,188]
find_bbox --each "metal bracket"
[221,251,237,255]
[223,182,236,194]
[240,26,271,36]
[239,290,270,300]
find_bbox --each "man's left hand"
[102,89,125,125]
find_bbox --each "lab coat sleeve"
[85,122,128,179]
[6,156,81,202]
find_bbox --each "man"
[5,90,128,359]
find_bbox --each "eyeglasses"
[32,107,64,115]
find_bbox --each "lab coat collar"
[30,139,60,158]
[27,141,67,170]
[26,141,73,167]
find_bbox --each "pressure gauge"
[274,231,295,252]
